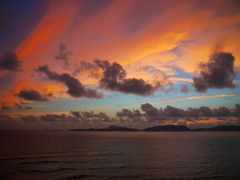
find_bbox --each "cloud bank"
[9,104,239,126]
[18,90,49,101]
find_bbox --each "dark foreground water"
[0,131,240,179]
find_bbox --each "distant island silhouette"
[144,125,190,131]
[70,125,139,131]
[68,125,240,132]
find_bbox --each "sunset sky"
[0,0,240,129]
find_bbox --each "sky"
[0,0,240,129]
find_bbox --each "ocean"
[1,131,240,179]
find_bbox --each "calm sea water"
[0,131,240,179]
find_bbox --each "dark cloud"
[163,106,185,117]
[0,51,21,71]
[117,108,135,118]
[71,111,82,118]
[40,113,77,123]
[94,60,163,96]
[141,103,158,116]
[73,60,99,77]
[55,43,72,65]
[193,52,236,92]
[199,106,213,117]
[185,108,201,118]
[73,60,170,95]
[213,106,231,117]
[35,65,102,98]
[75,111,112,123]
[140,104,185,122]
[118,78,159,95]
[233,104,240,117]
[117,109,143,123]
[141,103,161,122]
[18,90,48,101]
